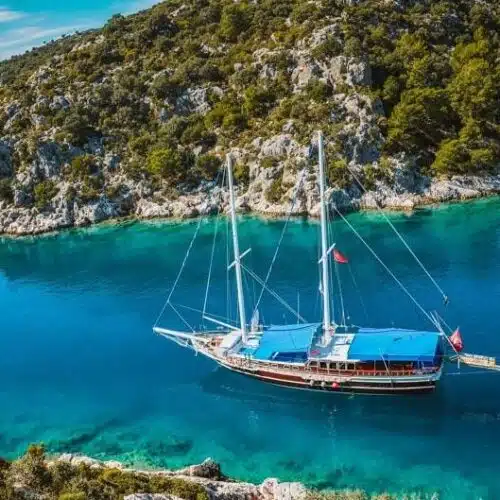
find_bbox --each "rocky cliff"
[1,0,499,235]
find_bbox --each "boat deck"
[234,323,442,365]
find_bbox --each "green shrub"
[222,111,247,132]
[265,176,283,203]
[219,4,251,42]
[0,179,13,204]
[243,86,276,118]
[261,157,278,169]
[327,158,351,189]
[58,492,86,500]
[68,155,96,180]
[10,444,52,492]
[34,181,58,210]
[305,80,331,102]
[195,154,222,180]
[147,147,182,182]
[233,162,249,185]
[311,37,342,60]
[80,175,104,202]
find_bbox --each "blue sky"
[0,0,160,60]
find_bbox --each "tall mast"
[318,131,332,343]
[226,154,247,343]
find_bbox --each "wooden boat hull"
[156,332,442,396]
[224,363,438,395]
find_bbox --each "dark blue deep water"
[1,198,500,499]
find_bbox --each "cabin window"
[329,363,337,371]
[309,361,318,368]
[320,362,327,369]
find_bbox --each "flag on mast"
[450,328,464,352]
[333,248,349,264]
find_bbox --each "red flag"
[450,328,464,352]
[333,249,349,264]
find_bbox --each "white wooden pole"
[318,131,332,344]
[226,154,247,343]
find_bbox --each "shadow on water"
[200,366,445,421]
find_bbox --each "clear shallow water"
[1,199,500,499]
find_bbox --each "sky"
[0,0,160,61]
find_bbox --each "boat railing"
[222,355,438,378]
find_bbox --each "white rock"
[175,87,211,115]
[50,95,71,111]
[291,56,322,90]
[74,197,119,226]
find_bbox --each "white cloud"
[0,6,24,22]
[0,0,160,61]
[0,24,89,60]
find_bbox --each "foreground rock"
[53,454,306,500]
[2,445,437,500]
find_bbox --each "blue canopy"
[251,323,320,362]
[347,328,441,363]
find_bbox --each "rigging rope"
[174,303,238,325]
[153,217,203,328]
[202,169,225,317]
[170,303,196,332]
[252,171,305,317]
[332,205,436,327]
[345,164,449,303]
[242,264,308,324]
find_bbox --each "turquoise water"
[1,199,500,499]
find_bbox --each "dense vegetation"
[0,0,499,209]
[0,445,210,500]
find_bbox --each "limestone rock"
[259,135,306,159]
[291,56,322,90]
[175,458,222,479]
[260,479,307,500]
[30,142,65,179]
[175,87,211,115]
[302,23,340,50]
[49,95,71,111]
[104,153,120,171]
[323,56,372,87]
[74,197,119,226]
[135,199,173,218]
[13,188,32,207]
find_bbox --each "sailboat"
[153,131,500,395]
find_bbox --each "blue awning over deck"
[251,323,320,362]
[347,328,441,363]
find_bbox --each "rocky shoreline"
[1,168,499,237]
[52,454,308,500]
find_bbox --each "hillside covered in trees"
[0,0,499,234]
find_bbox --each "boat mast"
[318,131,332,344]
[226,154,247,343]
